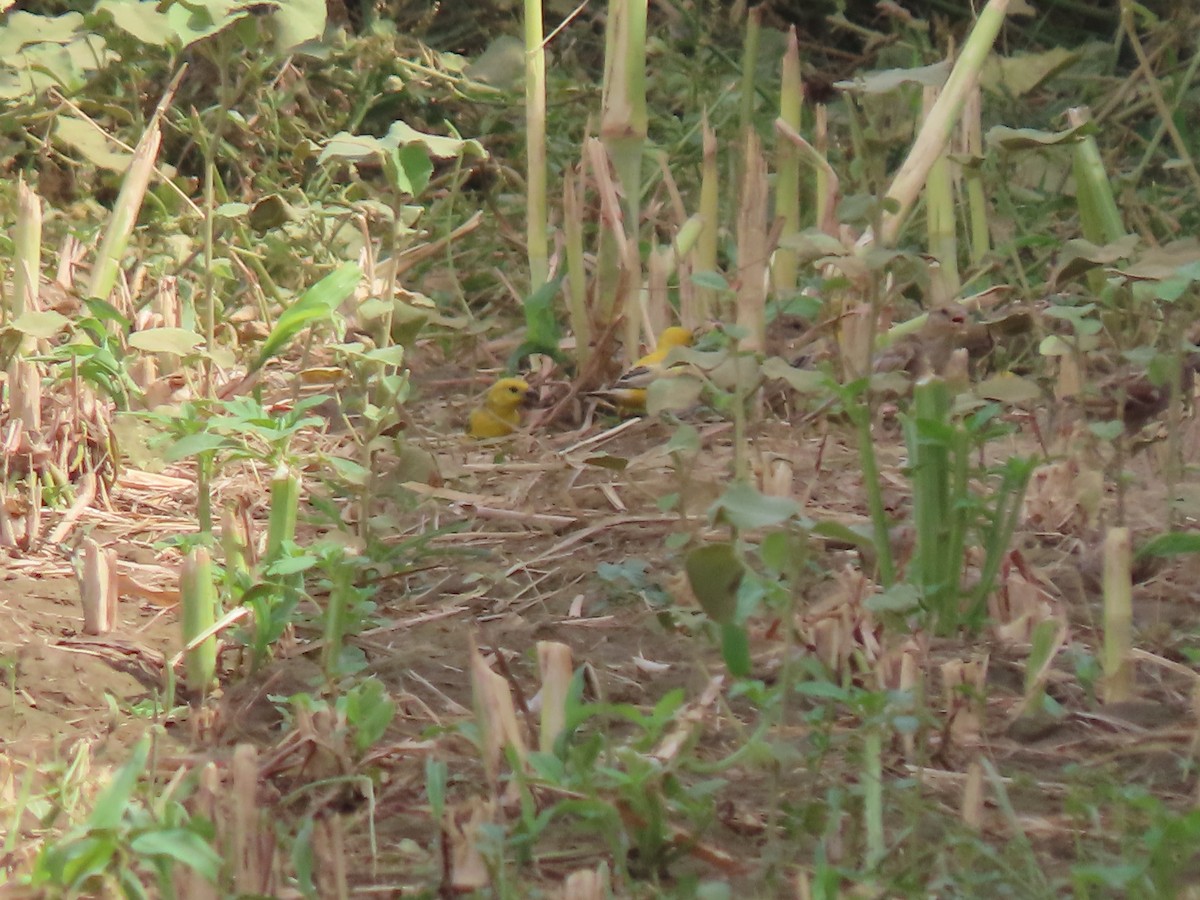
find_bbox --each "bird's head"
[487,377,536,412]
[658,326,695,350]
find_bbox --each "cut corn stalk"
[1067,106,1126,246]
[923,84,959,302]
[182,546,219,696]
[880,0,1013,247]
[266,462,299,560]
[773,26,803,297]
[12,179,41,335]
[80,537,119,635]
[537,641,573,753]
[524,0,549,291]
[1102,527,1133,703]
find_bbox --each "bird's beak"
[521,388,538,408]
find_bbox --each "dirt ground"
[3,374,1200,893]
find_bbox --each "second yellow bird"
[588,326,694,415]
[468,377,536,438]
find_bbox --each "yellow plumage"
[468,377,535,438]
[589,326,695,415]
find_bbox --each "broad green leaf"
[712,482,803,530]
[387,143,434,196]
[128,327,204,356]
[0,11,83,55]
[720,623,751,677]
[690,270,731,292]
[986,122,1092,151]
[974,374,1042,404]
[94,0,176,45]
[981,47,1078,97]
[165,432,229,462]
[1050,235,1140,284]
[54,115,131,172]
[508,272,566,371]
[12,310,69,339]
[268,0,324,50]
[254,263,361,370]
[762,356,827,393]
[0,36,109,98]
[1137,532,1200,558]
[464,34,525,90]
[1088,421,1124,442]
[129,829,222,881]
[646,374,704,415]
[164,0,257,48]
[685,543,744,625]
[665,423,700,454]
[318,133,386,163]
[383,121,486,160]
[248,194,291,232]
[866,583,921,613]
[760,530,807,578]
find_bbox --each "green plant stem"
[851,402,896,587]
[196,452,214,537]
[863,728,884,870]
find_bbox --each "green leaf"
[711,482,802,530]
[425,757,447,819]
[720,623,751,677]
[666,423,700,454]
[646,374,704,414]
[11,310,69,339]
[690,270,731,292]
[129,829,222,881]
[1137,532,1200,558]
[507,272,566,371]
[985,122,1093,151]
[128,327,204,356]
[1088,420,1124,442]
[865,582,921,614]
[54,833,119,890]
[811,519,872,549]
[980,47,1078,98]
[464,34,525,90]
[164,432,229,463]
[54,115,132,172]
[761,356,828,393]
[387,143,434,196]
[974,374,1042,404]
[0,11,83,54]
[88,736,149,830]
[760,530,806,578]
[254,263,361,370]
[583,454,628,471]
[268,0,324,49]
[685,543,744,625]
[248,194,291,232]
[94,0,176,44]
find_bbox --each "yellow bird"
[588,325,694,415]
[468,377,536,438]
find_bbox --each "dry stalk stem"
[1102,527,1134,703]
